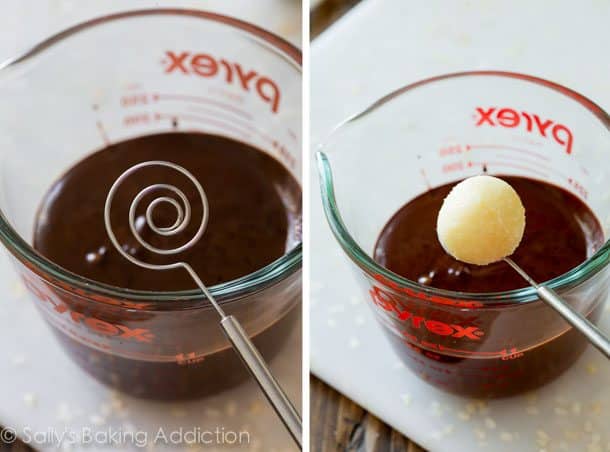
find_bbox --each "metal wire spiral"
[103,160,224,314]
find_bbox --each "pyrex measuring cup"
[0,10,302,400]
[317,72,610,397]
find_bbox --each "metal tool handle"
[221,315,302,448]
[504,257,610,359]
[537,286,610,359]
[104,162,302,446]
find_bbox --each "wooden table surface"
[309,1,428,451]
[310,376,426,452]
[0,430,33,451]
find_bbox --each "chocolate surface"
[33,132,301,291]
[374,176,603,292]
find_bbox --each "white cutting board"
[310,1,610,451]
[0,1,301,451]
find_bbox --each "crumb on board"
[23,392,37,407]
[484,417,496,429]
[499,431,513,442]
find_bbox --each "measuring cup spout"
[316,149,370,269]
[316,151,343,241]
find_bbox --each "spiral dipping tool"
[104,160,302,447]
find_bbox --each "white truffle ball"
[436,175,525,265]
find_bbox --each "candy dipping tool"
[104,160,302,447]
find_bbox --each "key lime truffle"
[436,175,525,265]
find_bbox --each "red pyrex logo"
[164,50,281,114]
[369,286,483,340]
[475,107,573,154]
[22,276,154,343]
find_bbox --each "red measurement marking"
[442,161,464,174]
[439,144,469,157]
[96,121,110,145]
[437,344,511,357]
[154,93,253,120]
[155,113,249,140]
[121,93,150,107]
[123,113,151,127]
[500,349,524,360]
[468,144,550,162]
[567,177,588,199]
[175,352,205,365]
[402,337,520,359]
[467,160,547,178]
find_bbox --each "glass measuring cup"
[0,10,302,400]
[317,72,610,397]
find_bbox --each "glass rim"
[317,70,610,305]
[0,8,302,304]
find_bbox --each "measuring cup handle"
[220,315,302,448]
[537,286,610,359]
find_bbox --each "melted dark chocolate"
[33,132,301,291]
[374,176,603,292]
